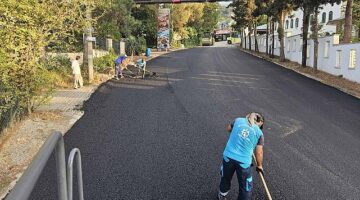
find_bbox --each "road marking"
[207,71,264,77]
[268,119,303,138]
[208,83,271,90]
[199,74,260,80]
[190,77,252,84]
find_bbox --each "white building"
[281,2,345,37]
[243,2,360,84]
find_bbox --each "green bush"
[93,52,117,73]
[0,54,55,133]
[126,36,147,56]
[44,55,72,74]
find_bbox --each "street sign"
[86,37,96,42]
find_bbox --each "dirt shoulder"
[240,48,360,100]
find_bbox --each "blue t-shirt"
[223,118,264,167]
[115,56,126,65]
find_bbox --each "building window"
[299,40,303,52]
[293,39,297,52]
[288,40,291,52]
[324,41,330,58]
[286,20,289,29]
[290,19,294,28]
[295,18,299,28]
[322,12,326,23]
[336,50,342,68]
[349,49,357,69]
[329,11,333,21]
[307,44,310,58]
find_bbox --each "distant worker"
[114,54,127,80]
[218,112,265,200]
[71,55,83,89]
[136,57,147,78]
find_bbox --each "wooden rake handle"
[252,154,273,200]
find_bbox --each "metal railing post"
[5,132,68,200]
[67,148,84,200]
[56,136,68,200]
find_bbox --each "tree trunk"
[254,21,259,52]
[240,29,243,48]
[243,29,247,49]
[313,6,319,70]
[272,20,275,58]
[278,11,286,62]
[266,17,269,55]
[343,0,353,43]
[248,26,252,51]
[302,8,311,67]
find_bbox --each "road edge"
[239,48,360,100]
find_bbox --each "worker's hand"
[256,166,264,175]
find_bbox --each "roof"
[327,17,345,25]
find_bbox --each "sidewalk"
[0,50,172,199]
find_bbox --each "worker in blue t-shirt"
[218,112,265,200]
[114,55,127,79]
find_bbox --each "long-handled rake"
[252,154,273,200]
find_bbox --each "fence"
[0,97,22,134]
[5,132,84,200]
[243,34,360,83]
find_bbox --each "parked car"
[227,31,241,44]
[201,32,214,46]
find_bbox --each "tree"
[0,0,91,115]
[171,5,193,38]
[228,0,250,49]
[292,0,341,67]
[171,3,219,47]
[354,0,360,38]
[202,3,220,32]
[254,0,272,53]
[311,5,321,70]
[94,0,137,39]
[343,0,353,43]
[245,0,257,50]
[132,5,158,46]
[269,0,293,62]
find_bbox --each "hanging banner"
[157,8,170,49]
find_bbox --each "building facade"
[243,2,360,84]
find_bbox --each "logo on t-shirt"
[241,129,250,139]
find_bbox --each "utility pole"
[83,3,94,83]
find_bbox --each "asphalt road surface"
[30,45,360,200]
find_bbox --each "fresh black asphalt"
[30,46,360,200]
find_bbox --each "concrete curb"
[239,48,360,100]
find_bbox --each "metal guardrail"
[5,132,84,200]
[67,148,84,200]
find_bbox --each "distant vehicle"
[227,31,241,44]
[201,32,214,46]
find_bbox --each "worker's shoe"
[217,193,228,200]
